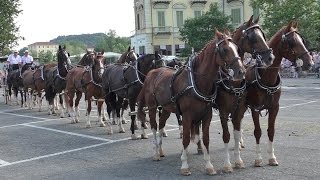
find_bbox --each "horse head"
[215,30,246,81]
[79,50,96,66]
[94,51,105,78]
[277,21,314,70]
[232,15,274,67]
[118,46,138,64]
[57,45,72,70]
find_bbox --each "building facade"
[27,42,59,56]
[131,0,259,56]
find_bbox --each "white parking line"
[23,124,112,142]
[0,128,179,168]
[0,118,65,129]
[280,101,317,109]
[0,159,10,166]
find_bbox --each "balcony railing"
[190,0,207,5]
[153,26,171,34]
[152,0,171,5]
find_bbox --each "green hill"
[50,33,106,47]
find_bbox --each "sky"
[16,0,135,49]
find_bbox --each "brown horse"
[117,46,138,64]
[137,30,245,176]
[22,63,56,111]
[216,15,275,173]
[241,21,313,167]
[64,51,108,131]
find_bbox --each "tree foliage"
[95,30,130,53]
[179,3,232,52]
[251,0,320,50]
[0,0,23,55]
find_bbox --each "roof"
[28,42,58,46]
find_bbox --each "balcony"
[153,26,171,35]
[152,0,171,5]
[190,0,207,5]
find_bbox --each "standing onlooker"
[6,50,22,71]
[21,50,33,65]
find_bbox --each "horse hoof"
[153,154,161,161]
[269,158,279,166]
[122,120,127,124]
[100,123,106,127]
[112,121,116,125]
[141,134,148,139]
[159,150,165,157]
[131,134,139,140]
[86,124,91,128]
[162,132,168,137]
[107,130,113,135]
[235,160,245,169]
[119,129,125,133]
[206,167,217,176]
[254,159,263,167]
[143,123,148,129]
[71,120,76,124]
[223,166,233,173]
[75,119,80,123]
[197,149,203,155]
[180,168,191,176]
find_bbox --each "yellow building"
[131,0,259,56]
[27,42,59,56]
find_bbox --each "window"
[194,11,202,18]
[253,6,259,19]
[137,14,140,30]
[158,11,165,27]
[231,8,241,24]
[139,46,145,55]
[176,11,184,28]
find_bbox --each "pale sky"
[16,0,135,49]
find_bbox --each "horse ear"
[63,45,66,50]
[292,21,298,29]
[215,29,223,39]
[101,50,105,55]
[127,46,131,52]
[59,45,62,50]
[253,15,260,24]
[246,15,254,26]
[286,21,294,31]
[224,29,231,36]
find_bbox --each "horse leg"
[101,102,108,122]
[85,97,92,128]
[252,110,263,167]
[67,91,76,124]
[158,109,171,157]
[193,125,203,155]
[120,103,128,124]
[201,114,216,176]
[74,91,82,123]
[59,93,65,118]
[180,116,192,176]
[20,89,23,107]
[232,108,245,169]
[267,106,279,166]
[177,114,183,139]
[220,114,233,173]
[148,108,160,160]
[117,98,125,133]
[37,91,42,112]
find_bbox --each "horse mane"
[269,25,297,44]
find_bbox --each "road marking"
[0,118,66,129]
[23,124,112,142]
[0,159,10,166]
[280,101,317,109]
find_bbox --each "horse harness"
[281,30,309,62]
[216,70,246,121]
[247,66,282,116]
[80,65,102,88]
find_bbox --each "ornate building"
[131,0,258,55]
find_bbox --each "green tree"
[251,0,320,50]
[95,29,130,53]
[179,3,232,52]
[0,0,23,55]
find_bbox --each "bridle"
[238,24,273,66]
[215,37,241,79]
[281,30,309,62]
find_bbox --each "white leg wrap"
[256,144,263,160]
[267,141,276,160]
[86,113,91,128]
[180,148,189,169]
[200,140,214,170]
[224,143,232,168]
[234,130,242,163]
[152,129,160,160]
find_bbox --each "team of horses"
[2,16,314,176]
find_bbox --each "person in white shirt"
[21,50,33,65]
[6,50,22,71]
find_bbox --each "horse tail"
[45,85,56,104]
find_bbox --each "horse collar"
[254,67,281,95]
